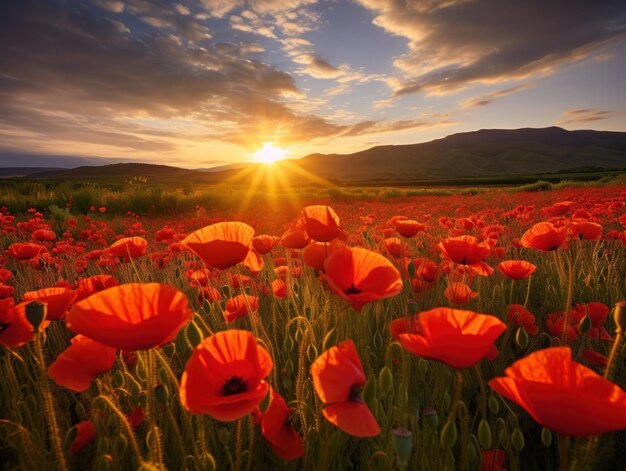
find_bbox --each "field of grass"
[0,182,625,470]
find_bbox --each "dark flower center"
[222,376,247,396]
[0,322,10,334]
[348,387,363,403]
[345,284,362,295]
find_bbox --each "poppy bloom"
[389,315,421,341]
[108,237,148,260]
[6,242,46,260]
[155,227,177,242]
[488,347,626,436]
[574,302,612,341]
[66,283,193,351]
[75,275,119,302]
[322,245,402,311]
[546,312,578,343]
[70,407,144,454]
[198,286,222,303]
[569,221,602,241]
[497,260,537,280]
[300,205,343,242]
[224,295,259,323]
[582,349,608,368]
[399,308,506,369]
[507,305,539,335]
[182,222,254,270]
[439,235,491,266]
[48,335,117,391]
[252,234,280,255]
[310,340,380,437]
[0,299,33,347]
[444,282,479,305]
[271,279,287,298]
[280,221,310,249]
[179,330,273,422]
[22,287,77,320]
[0,284,14,299]
[32,229,56,241]
[383,238,406,258]
[302,242,328,271]
[395,220,426,238]
[482,450,508,471]
[520,222,567,252]
[256,388,304,461]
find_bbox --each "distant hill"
[291,127,626,181]
[8,127,626,184]
[0,167,64,177]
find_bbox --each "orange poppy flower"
[108,236,148,260]
[182,222,254,270]
[280,221,310,249]
[0,284,14,299]
[224,294,259,323]
[66,283,193,350]
[311,340,380,437]
[252,234,280,255]
[0,299,33,347]
[22,287,77,320]
[198,286,222,303]
[546,312,578,343]
[302,242,327,271]
[179,330,273,422]
[75,275,119,302]
[389,315,421,341]
[438,235,491,266]
[257,388,304,461]
[497,260,537,280]
[444,282,479,305]
[569,221,602,241]
[395,220,426,238]
[520,222,567,252]
[322,245,402,311]
[383,237,406,258]
[488,347,626,436]
[48,335,117,391]
[6,242,46,260]
[300,205,343,242]
[507,304,538,335]
[399,308,506,369]
[271,279,287,298]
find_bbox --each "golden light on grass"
[252,142,288,165]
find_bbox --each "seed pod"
[424,407,439,430]
[25,301,47,332]
[488,395,500,415]
[478,419,492,449]
[392,427,413,466]
[407,299,418,315]
[511,428,525,451]
[440,422,458,449]
[541,427,552,447]
[379,366,393,395]
[515,327,529,349]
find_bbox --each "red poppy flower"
[310,340,380,437]
[574,302,612,341]
[300,205,343,242]
[48,335,117,391]
[224,294,259,323]
[581,349,608,368]
[252,234,280,255]
[569,221,602,241]
[6,242,47,260]
[70,421,96,453]
[497,260,537,280]
[546,312,578,342]
[280,221,310,249]
[395,220,426,238]
[0,268,12,282]
[22,287,77,320]
[180,330,273,422]
[444,282,479,304]
[389,315,421,341]
[488,347,626,436]
[399,308,506,369]
[302,242,328,271]
[198,286,222,303]
[66,283,193,350]
[155,227,177,242]
[0,284,14,299]
[507,304,538,335]
[520,222,567,252]
[183,222,254,270]
[0,299,33,347]
[108,237,148,260]
[439,235,491,265]
[482,449,508,471]
[272,279,287,298]
[257,388,304,461]
[383,237,406,258]
[32,229,56,241]
[408,258,439,283]
[75,275,119,302]
[322,245,402,311]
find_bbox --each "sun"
[252,142,288,164]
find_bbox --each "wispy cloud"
[557,109,612,125]
[459,85,529,109]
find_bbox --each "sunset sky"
[0,0,625,168]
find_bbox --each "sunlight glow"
[252,142,288,164]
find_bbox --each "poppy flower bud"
[407,261,416,278]
[578,315,591,335]
[379,366,393,394]
[511,428,525,451]
[541,427,552,447]
[155,385,169,404]
[418,358,429,375]
[64,426,78,448]
[96,455,113,471]
[185,321,203,348]
[25,301,47,332]
[424,407,439,430]
[363,379,377,404]
[440,421,458,449]
[407,299,418,315]
[284,335,294,352]
[467,442,477,462]
[498,427,510,449]
[392,427,413,466]
[488,395,500,415]
[113,434,127,457]
[75,402,86,420]
[217,427,230,446]
[614,301,626,334]
[478,419,492,449]
[113,370,125,388]
[96,436,109,455]
[515,327,529,349]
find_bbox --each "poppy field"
[1,184,626,471]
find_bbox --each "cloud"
[357,0,626,96]
[294,54,344,79]
[459,85,529,109]
[557,109,612,125]
[200,0,244,18]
